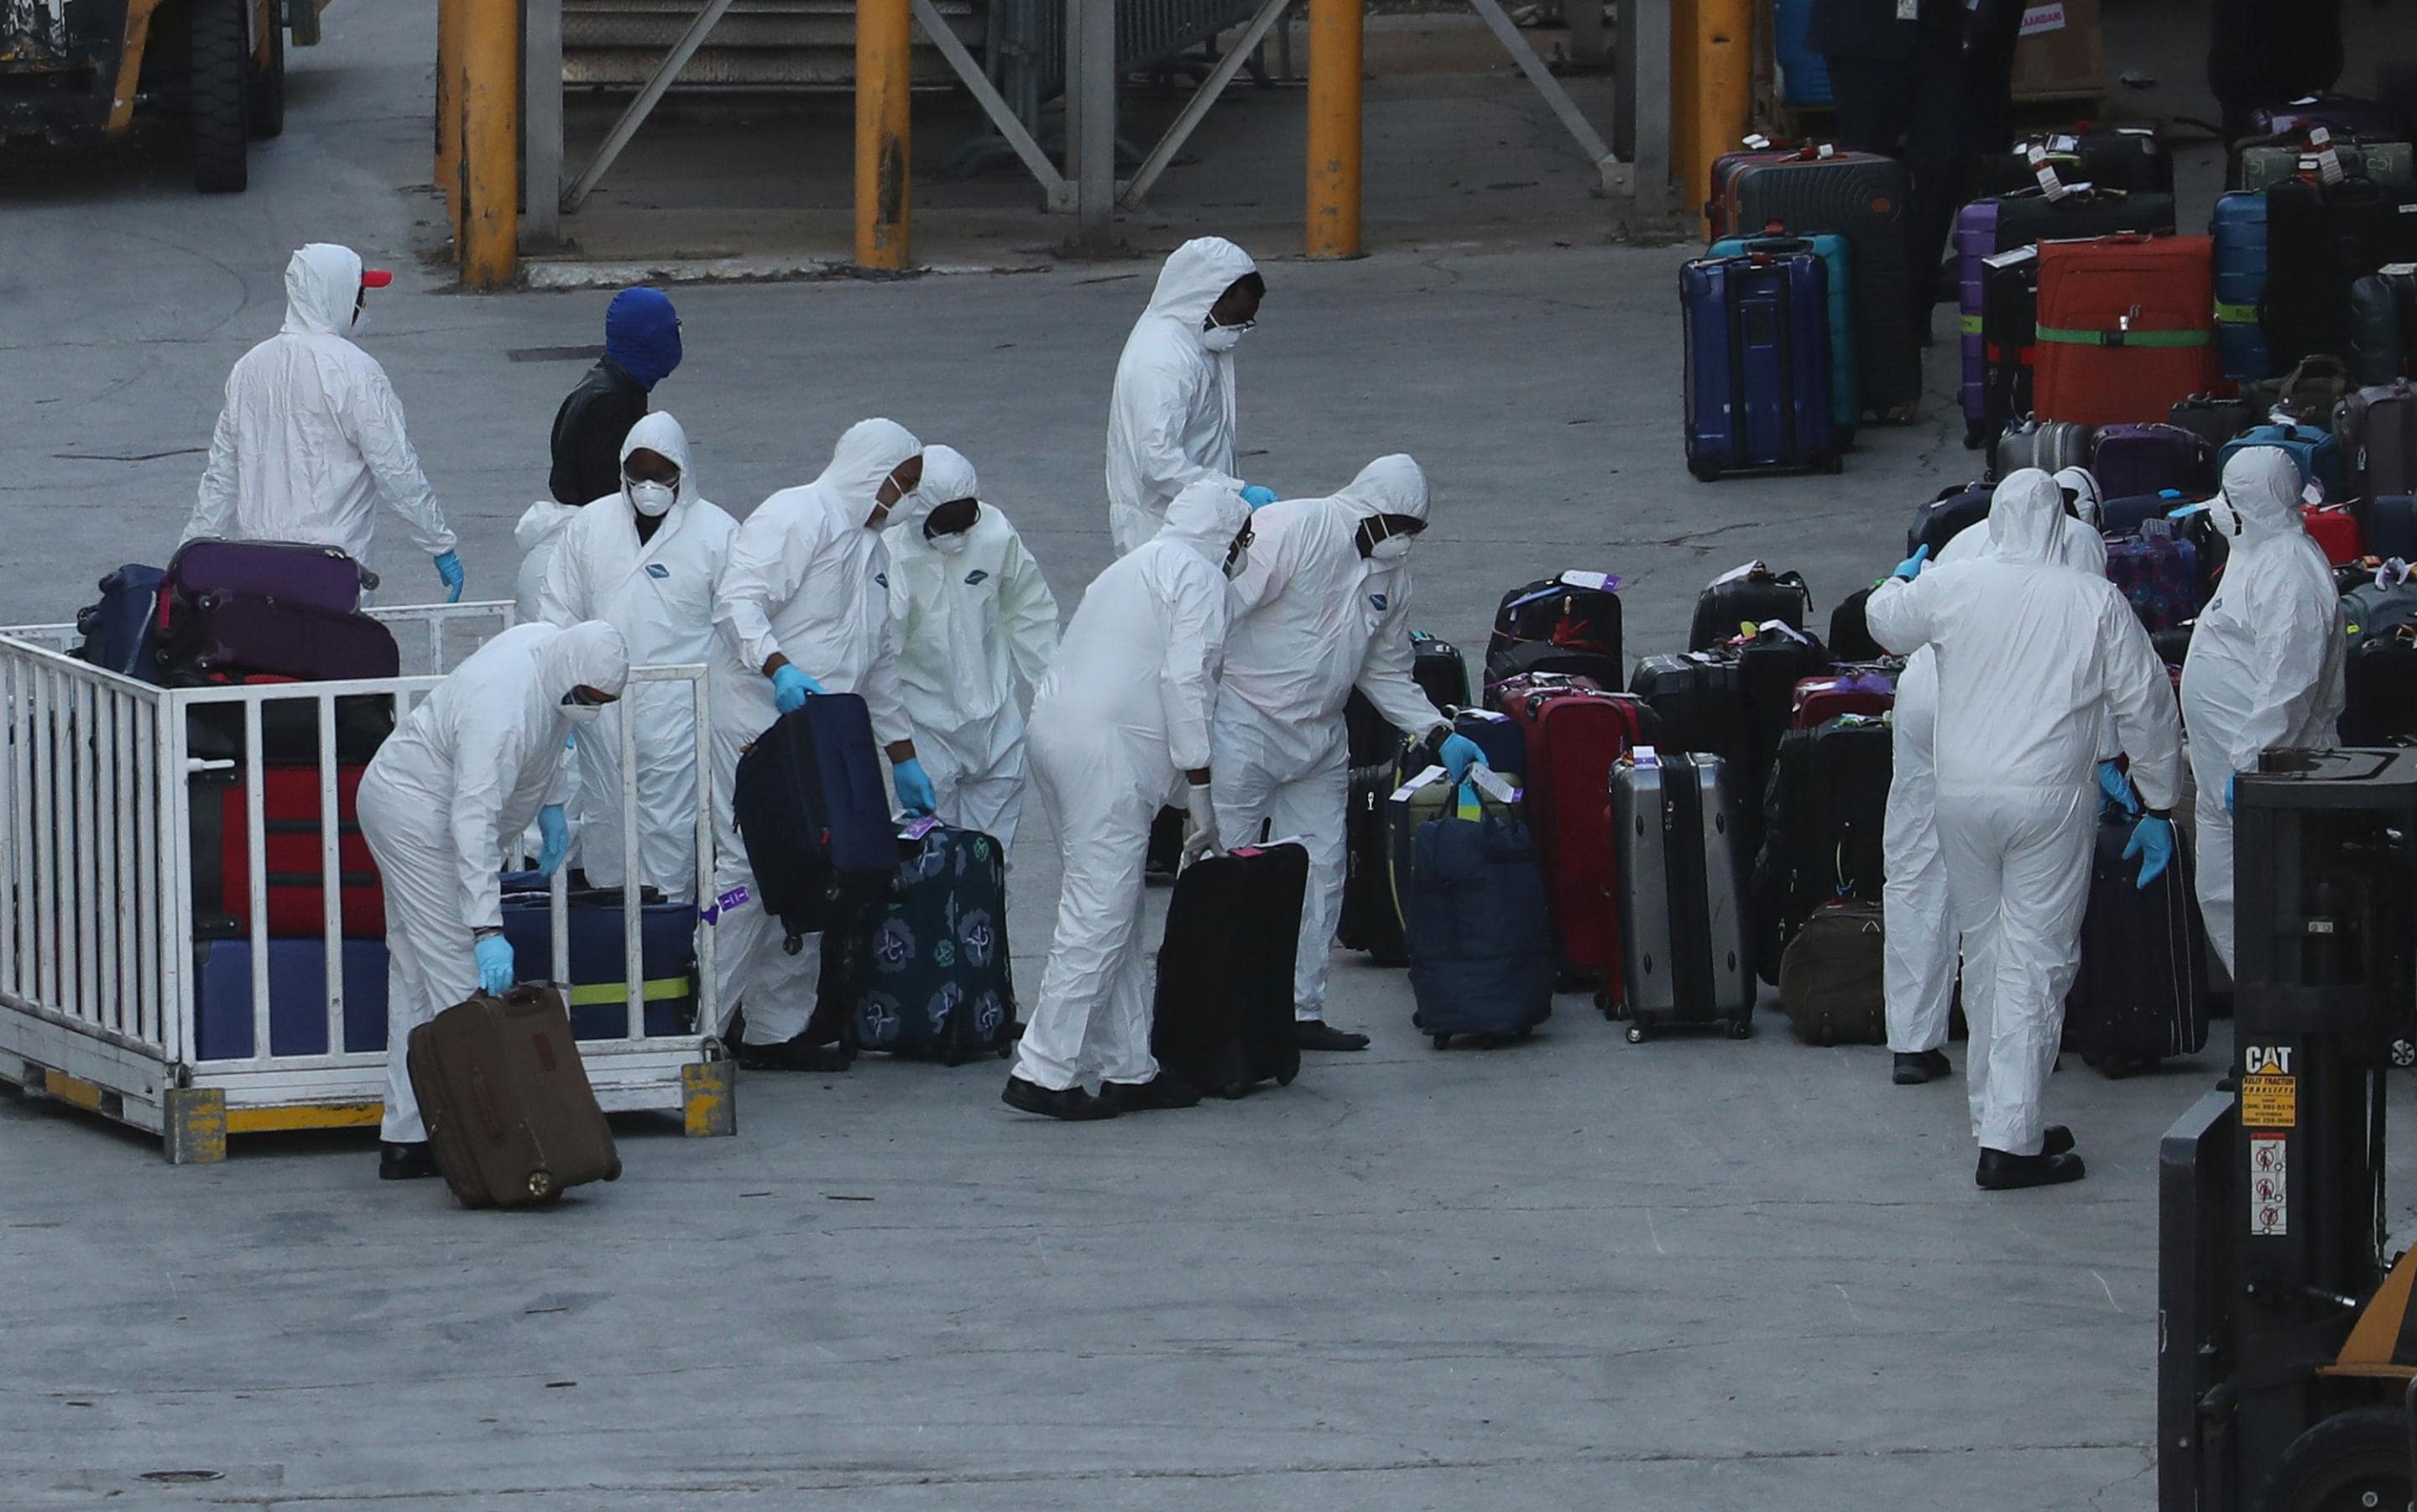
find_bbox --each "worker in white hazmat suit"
[1868,469,2183,1191]
[537,412,738,900]
[185,244,465,601]
[882,444,1060,853]
[1005,477,1255,1120]
[707,420,938,1071]
[1104,237,1276,555]
[1212,456,1488,1052]
[359,621,629,1181]
[1883,471,2108,1087]
[2180,446,2346,972]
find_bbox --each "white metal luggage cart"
[0,602,733,1162]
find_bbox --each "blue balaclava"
[604,287,682,391]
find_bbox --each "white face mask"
[2206,493,2244,539]
[561,701,605,726]
[1368,534,1413,563]
[627,479,676,518]
[930,531,972,557]
[1202,323,1244,353]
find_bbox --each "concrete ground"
[8,2,2417,1508]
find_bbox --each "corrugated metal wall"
[561,0,983,89]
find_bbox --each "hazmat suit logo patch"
[874,572,888,587]
[965,570,989,586]
[1369,593,1387,611]
[646,564,669,579]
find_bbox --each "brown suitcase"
[405,986,622,1209]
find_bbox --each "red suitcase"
[191,764,385,938]
[174,592,401,681]
[1791,667,1898,729]
[1499,687,1655,991]
[2304,503,2367,565]
[2033,234,2220,428]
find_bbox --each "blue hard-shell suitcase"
[1683,252,1840,482]
[1710,232,1858,439]
[498,887,697,1040]
[2212,190,2271,383]
[193,937,390,1061]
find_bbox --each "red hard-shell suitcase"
[2033,235,2219,429]
[191,764,384,939]
[2303,503,2367,566]
[175,593,402,681]
[1499,687,1654,989]
[1790,668,1897,729]
[406,986,623,1209]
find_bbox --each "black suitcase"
[1485,576,1622,692]
[1610,751,1755,1040]
[1751,717,1892,984]
[1979,128,2174,198]
[2064,812,2211,1077]
[1338,749,1409,964]
[2263,176,2417,375]
[2349,268,2417,386]
[2168,394,2258,453]
[1826,587,1887,662]
[1629,653,1752,762]
[730,695,898,948]
[1724,149,1921,419]
[1149,842,1308,1097]
[1908,482,1995,560]
[1979,245,2040,442]
[1689,565,1811,651]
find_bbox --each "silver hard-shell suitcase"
[1610,749,1756,1042]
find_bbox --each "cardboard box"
[2011,0,2104,104]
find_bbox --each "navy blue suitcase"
[1402,791,1557,1048]
[498,887,697,1040]
[73,564,167,681]
[1682,253,1840,482]
[732,693,898,947]
[193,937,390,1061]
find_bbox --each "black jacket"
[548,358,649,506]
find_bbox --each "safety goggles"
[1208,315,1256,334]
[1232,522,1255,552]
[562,686,617,707]
[1371,514,1426,540]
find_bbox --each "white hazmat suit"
[1013,477,1251,1092]
[1212,456,1449,1022]
[360,621,629,1143]
[1868,471,2182,1156]
[707,420,921,1047]
[185,244,457,578]
[1883,499,2108,1056]
[515,501,581,624]
[883,445,1059,852]
[1104,237,1257,555]
[538,413,739,900]
[2180,446,2346,971]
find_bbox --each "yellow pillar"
[1304,0,1362,259]
[436,0,462,226]
[1673,0,1751,240]
[855,0,911,270]
[457,0,520,289]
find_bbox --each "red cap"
[360,269,394,289]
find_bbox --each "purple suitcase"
[176,593,402,681]
[2091,423,2215,500]
[162,540,376,645]
[2250,97,2411,141]
[1956,201,1999,449]
[2104,532,2205,633]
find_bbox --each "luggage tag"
[1756,618,1814,646]
[1557,569,1622,593]
[697,885,750,925]
[1459,707,1512,722]
[1741,133,1774,150]
[1630,744,1660,769]
[1709,559,1766,587]
[2026,145,2071,201]
[898,816,938,841]
[2306,127,2347,185]
[1390,765,1449,805]
[2304,479,2327,506]
[1467,764,1519,806]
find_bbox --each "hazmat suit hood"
[619,410,694,511]
[1160,474,1252,568]
[2218,446,2304,541]
[605,287,682,390]
[1141,237,1259,342]
[1985,469,2065,566]
[816,418,922,525]
[535,620,629,703]
[2052,466,2103,529]
[1330,454,1429,526]
[896,442,977,542]
[282,243,365,338]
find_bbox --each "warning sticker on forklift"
[2249,1136,2288,1237]
[2240,1073,2296,1129]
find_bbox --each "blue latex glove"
[474,933,515,995]
[2226,773,2237,814]
[1891,544,1929,581]
[1438,731,1487,784]
[433,550,465,603]
[893,756,937,816]
[1240,485,1278,508]
[535,804,571,877]
[771,664,822,714]
[2123,814,2175,890]
[2096,759,2139,817]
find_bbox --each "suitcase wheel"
[525,1168,556,1202]
[1274,1061,1297,1087]
[1817,452,1844,476]
[781,932,804,956]
[1689,459,1721,484]
[1432,1034,1450,1051]
[1729,1017,1755,1040]
[2392,1038,2415,1070]
[1626,1024,1648,1044]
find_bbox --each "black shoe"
[2041,1124,2075,1158]
[1001,1075,1120,1120]
[1294,1019,1370,1052]
[378,1140,437,1181]
[1975,1147,2087,1191]
[1892,1049,1951,1085]
[739,1035,853,1072]
[1101,1074,1202,1113]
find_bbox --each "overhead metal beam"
[1466,0,1622,196]
[908,0,1070,207]
[1120,0,1292,210]
[561,0,740,213]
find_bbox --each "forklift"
[2160,747,2417,1511]
[0,0,321,193]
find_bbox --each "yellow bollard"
[1672,0,1751,240]
[1304,0,1362,259]
[855,0,911,270]
[457,0,520,289]
[436,0,462,211]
